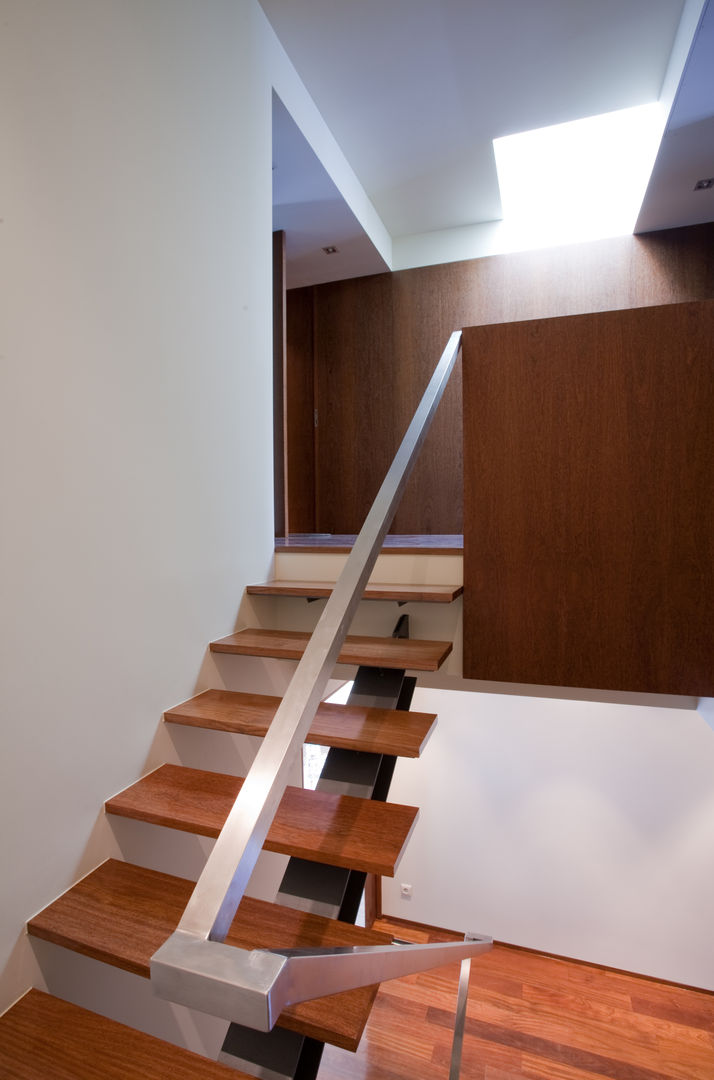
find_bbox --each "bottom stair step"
[27,859,391,1051]
[0,988,250,1079]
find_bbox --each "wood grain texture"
[317,917,714,1080]
[285,284,316,533]
[246,579,462,603]
[210,628,453,671]
[165,689,437,758]
[299,222,714,536]
[273,230,287,537]
[462,299,714,694]
[105,764,418,876]
[27,860,390,1050]
[0,989,249,1080]
[312,271,396,533]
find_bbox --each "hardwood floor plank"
[653,1036,714,1080]
[483,1070,528,1080]
[521,983,714,1048]
[436,1003,714,1080]
[430,1008,681,1080]
[630,992,714,1032]
[520,1055,624,1080]
[432,1032,523,1076]
[470,948,649,1012]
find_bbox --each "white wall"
[0,0,281,1017]
[384,687,714,990]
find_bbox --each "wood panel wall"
[286,222,714,535]
[285,286,316,533]
[272,230,287,536]
[462,299,714,696]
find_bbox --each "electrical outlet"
[400,883,413,898]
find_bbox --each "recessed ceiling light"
[322,245,338,254]
[693,178,714,190]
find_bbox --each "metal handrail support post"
[152,935,492,1033]
[449,932,482,1080]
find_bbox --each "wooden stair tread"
[28,860,390,1051]
[0,989,250,1080]
[247,579,463,603]
[165,690,436,758]
[106,764,418,876]
[210,628,452,671]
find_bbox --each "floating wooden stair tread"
[165,689,436,758]
[106,764,417,876]
[247,579,463,603]
[210,628,452,671]
[28,859,390,1050]
[0,989,249,1080]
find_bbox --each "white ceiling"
[265,0,714,287]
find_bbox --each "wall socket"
[400,883,413,897]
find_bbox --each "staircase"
[1,333,487,1078]
[2,568,461,1078]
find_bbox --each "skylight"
[493,103,665,251]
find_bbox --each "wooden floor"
[317,918,714,1080]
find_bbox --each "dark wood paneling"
[297,223,714,535]
[390,266,466,533]
[285,285,316,532]
[272,231,287,536]
[313,272,396,532]
[462,299,714,695]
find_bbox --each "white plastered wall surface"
[0,0,331,1049]
[384,687,714,991]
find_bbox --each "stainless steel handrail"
[152,934,492,1032]
[151,330,492,1032]
[177,328,462,945]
